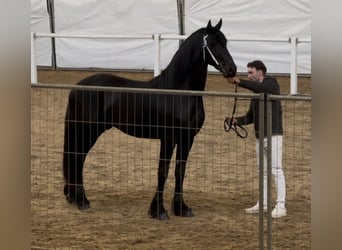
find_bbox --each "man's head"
[246,60,267,82]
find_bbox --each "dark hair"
[247,60,267,75]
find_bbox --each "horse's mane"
[151,28,207,89]
[77,27,208,90]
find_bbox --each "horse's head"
[203,19,237,78]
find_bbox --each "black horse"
[63,19,237,220]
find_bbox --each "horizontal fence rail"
[31,83,311,103]
[270,94,311,101]
[33,32,154,40]
[31,83,261,99]
[31,32,311,94]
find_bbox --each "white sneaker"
[245,202,267,214]
[271,204,287,218]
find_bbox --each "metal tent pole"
[177,0,185,47]
[46,0,56,69]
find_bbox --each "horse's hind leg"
[63,118,104,210]
[172,133,194,217]
[148,137,176,220]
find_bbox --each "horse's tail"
[62,88,107,208]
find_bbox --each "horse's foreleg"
[172,133,194,217]
[63,120,103,210]
[148,137,175,220]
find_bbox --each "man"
[227,60,286,218]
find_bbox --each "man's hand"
[227,77,239,84]
[224,117,238,131]
[227,117,237,126]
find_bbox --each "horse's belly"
[116,124,160,139]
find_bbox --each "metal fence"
[31,83,311,249]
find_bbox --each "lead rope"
[224,81,248,138]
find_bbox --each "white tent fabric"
[31,0,51,66]
[31,0,311,74]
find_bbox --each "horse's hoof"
[66,194,90,210]
[77,202,90,210]
[172,201,194,217]
[172,208,194,217]
[66,193,76,204]
[148,208,169,220]
[64,185,90,210]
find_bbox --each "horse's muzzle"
[222,66,237,78]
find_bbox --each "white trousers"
[256,135,286,206]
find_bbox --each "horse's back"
[77,73,151,88]
[67,73,151,120]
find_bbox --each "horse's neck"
[180,61,208,91]
[157,41,208,90]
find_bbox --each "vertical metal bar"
[177,0,185,47]
[153,34,161,77]
[266,95,273,250]
[47,0,57,69]
[31,32,38,84]
[290,37,298,95]
[258,93,265,250]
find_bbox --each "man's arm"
[239,77,277,94]
[227,77,278,94]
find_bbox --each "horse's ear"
[207,20,213,30]
[214,18,222,30]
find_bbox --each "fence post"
[258,93,265,250]
[290,37,298,95]
[153,34,161,77]
[31,32,37,84]
[266,95,273,250]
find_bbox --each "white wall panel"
[31,0,51,66]
[31,0,311,74]
[53,0,178,70]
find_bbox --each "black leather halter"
[202,35,227,76]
